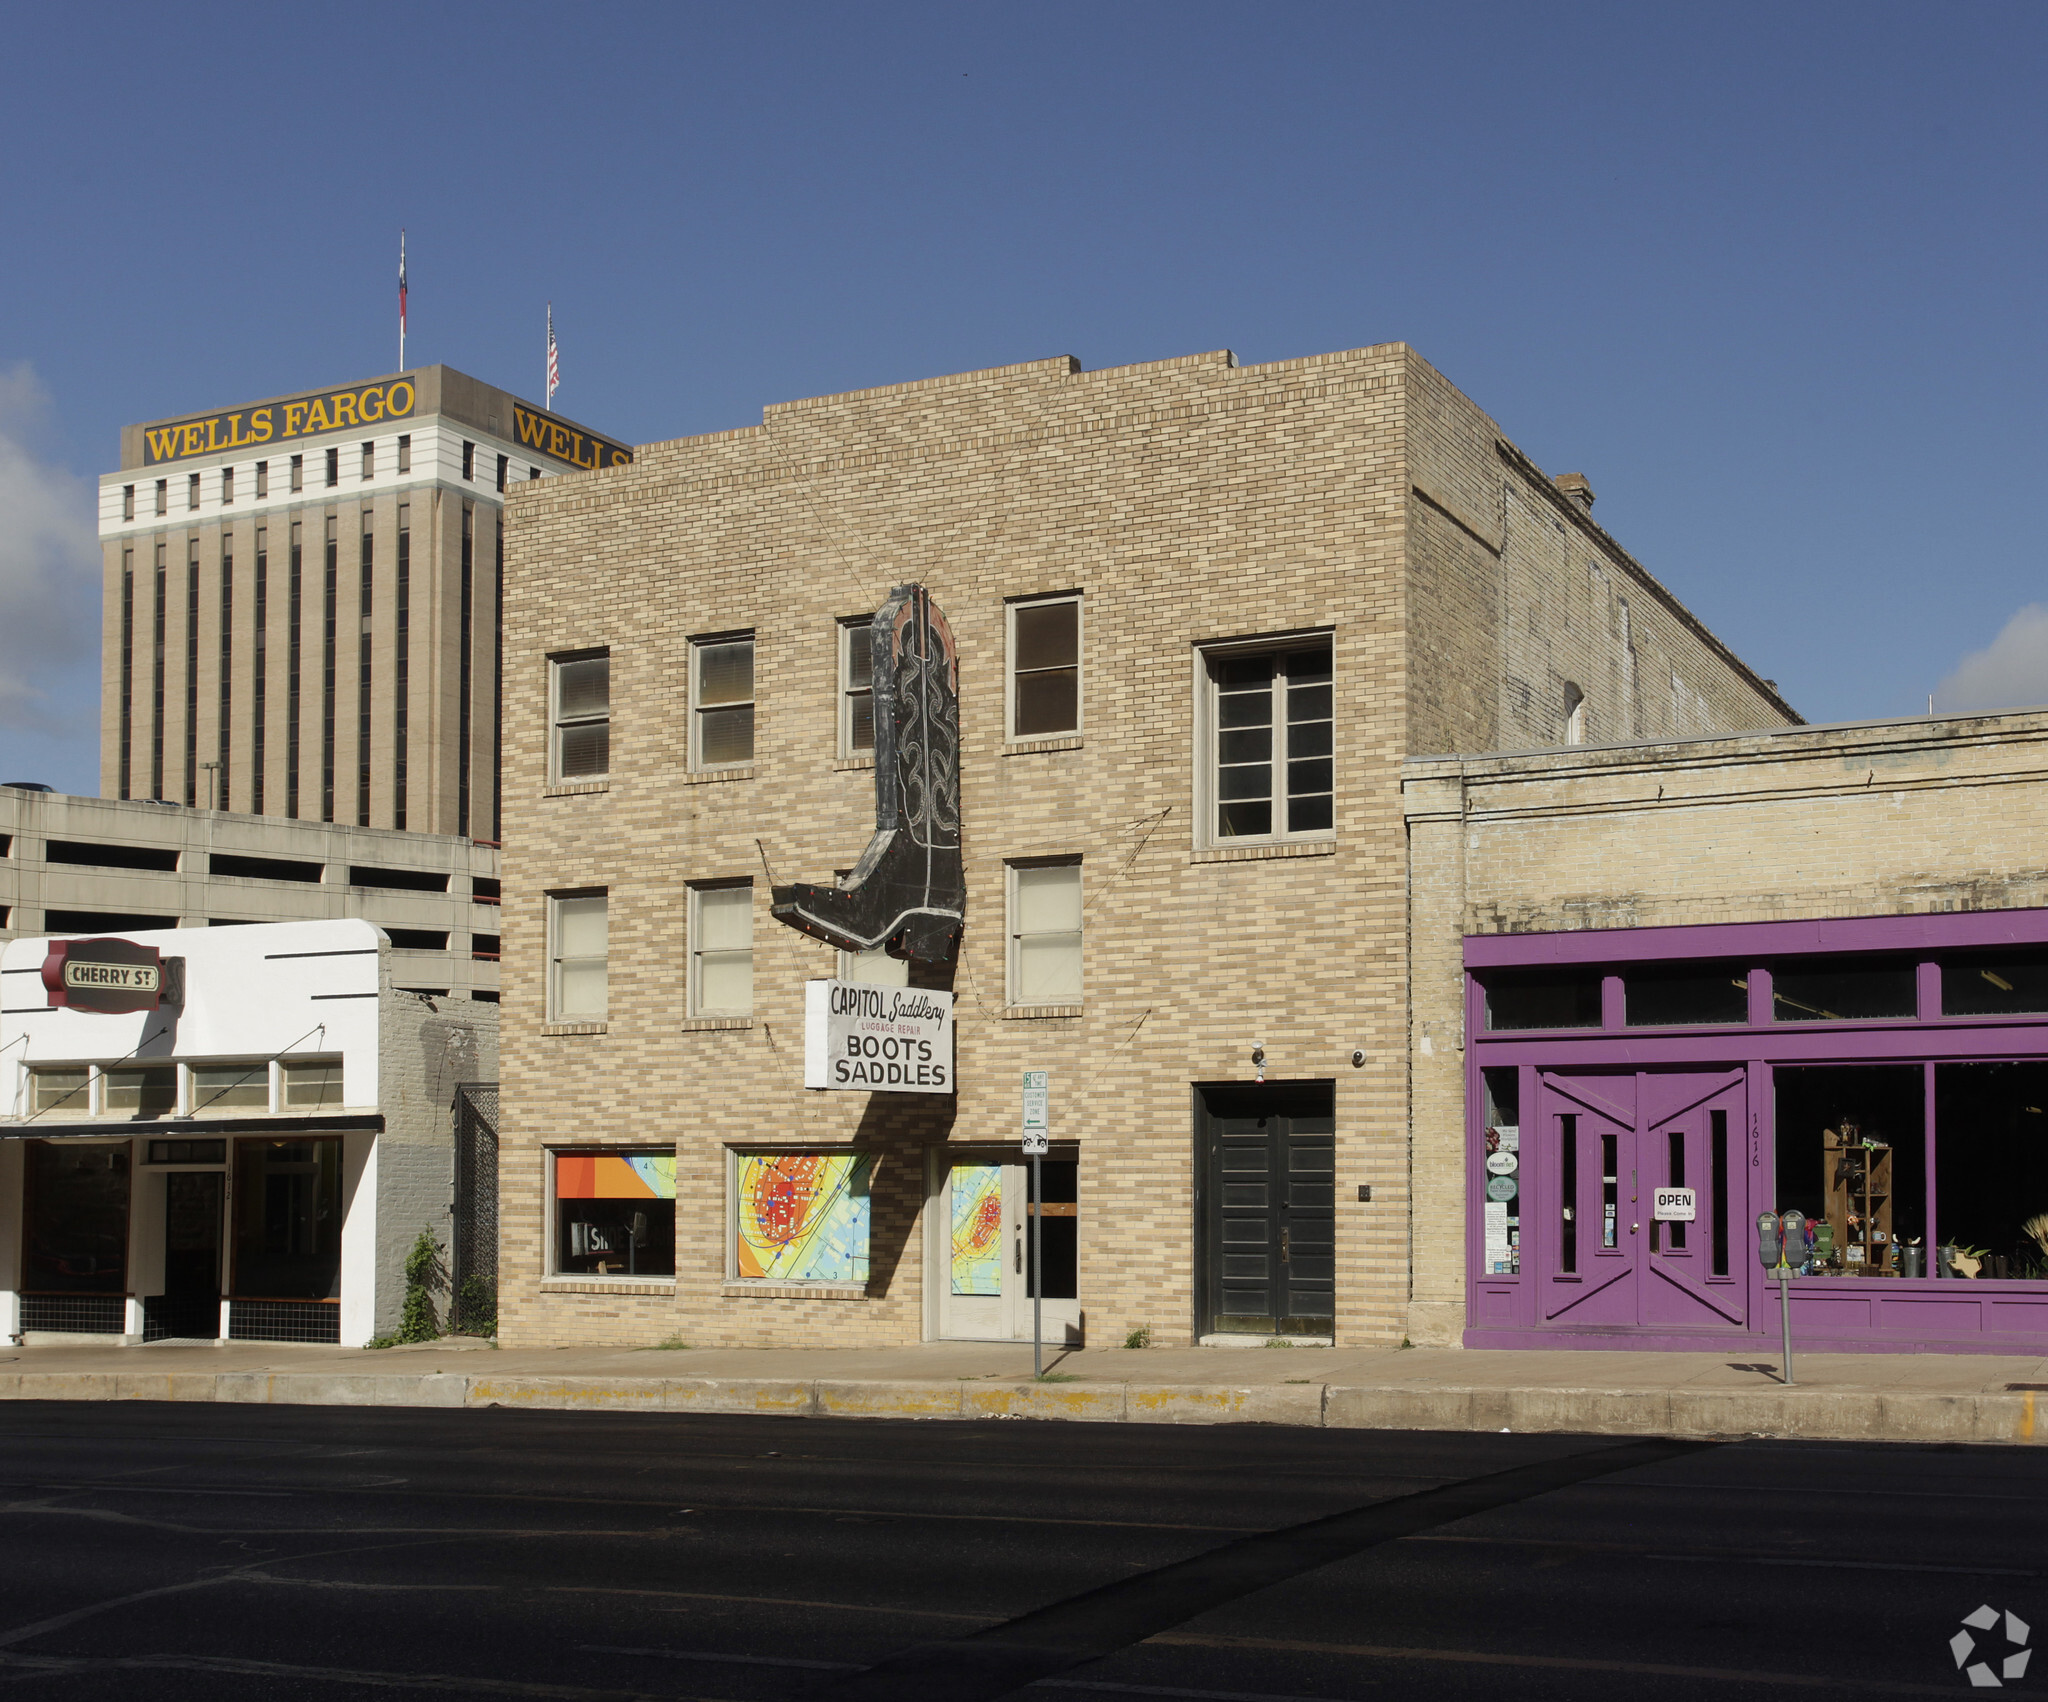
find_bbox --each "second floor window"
[221,466,235,504]
[550,892,608,1022]
[397,435,411,474]
[187,472,201,510]
[691,883,754,1016]
[462,441,475,481]
[551,651,610,780]
[1009,595,1081,739]
[255,460,269,497]
[290,454,304,492]
[1009,859,1082,1005]
[362,441,376,480]
[325,447,339,488]
[1203,640,1334,842]
[839,618,874,755]
[692,634,754,768]
[154,478,168,515]
[122,484,135,521]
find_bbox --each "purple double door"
[1537,1070,1749,1334]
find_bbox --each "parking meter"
[1781,1210,1808,1269]
[1756,1209,1798,1386]
[1756,1211,1783,1268]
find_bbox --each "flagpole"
[398,229,407,372]
[545,302,553,412]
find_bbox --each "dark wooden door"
[1197,1083,1336,1336]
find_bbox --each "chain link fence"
[451,1083,500,1336]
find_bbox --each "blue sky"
[4,1,2045,790]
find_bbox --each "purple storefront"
[1464,909,2048,1354]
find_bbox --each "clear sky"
[4,1,2045,791]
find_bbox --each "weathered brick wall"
[1402,710,2048,1341]
[497,343,1787,1352]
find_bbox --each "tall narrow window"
[495,453,508,493]
[122,484,135,521]
[252,527,267,813]
[187,472,200,512]
[290,454,303,493]
[1008,860,1082,1005]
[549,892,607,1022]
[221,466,235,505]
[1009,596,1081,739]
[217,537,233,811]
[459,505,473,835]
[691,884,753,1017]
[839,618,874,755]
[324,446,339,489]
[255,460,269,498]
[183,539,199,806]
[1710,1109,1730,1276]
[551,652,610,779]
[151,541,167,800]
[1564,682,1587,746]
[1601,1131,1619,1248]
[357,512,374,826]
[286,521,303,817]
[691,635,754,769]
[462,441,475,481]
[154,478,168,515]
[1560,1114,1579,1273]
[1202,640,1334,843]
[1665,1128,1687,1250]
[396,434,411,474]
[361,441,375,481]
[394,505,409,829]
[320,515,337,821]
[119,549,135,798]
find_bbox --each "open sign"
[1653,1187,1697,1222]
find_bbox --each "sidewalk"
[0,1337,2042,1445]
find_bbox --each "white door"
[934,1156,1083,1344]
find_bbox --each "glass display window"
[232,1138,342,1299]
[1770,957,1918,1022]
[23,1141,130,1294]
[1625,963,1749,1027]
[1934,1063,2048,1280]
[1941,951,2048,1018]
[1481,969,1602,1031]
[731,1151,872,1284]
[553,1149,676,1277]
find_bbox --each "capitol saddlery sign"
[803,980,955,1093]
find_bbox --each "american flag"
[546,304,559,408]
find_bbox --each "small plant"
[454,1273,497,1338]
[639,1332,692,1350]
[362,1334,398,1350]
[397,1230,444,1344]
[1123,1326,1152,1350]
[1262,1337,1293,1348]
[1035,1372,1083,1383]
[1398,1336,1414,1349]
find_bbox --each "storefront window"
[1625,963,1748,1027]
[189,1063,270,1114]
[1941,952,2048,1018]
[1482,970,1602,1031]
[732,1151,872,1283]
[1480,1068,1521,1274]
[1934,1064,2048,1279]
[233,1138,342,1298]
[23,1142,130,1293]
[553,1149,676,1277]
[104,1067,177,1119]
[1771,957,1917,1023]
[1775,1066,1926,1275]
[28,1067,90,1118]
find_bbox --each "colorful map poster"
[556,1152,676,1199]
[950,1164,1003,1296]
[735,1153,871,1282]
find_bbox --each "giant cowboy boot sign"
[770,584,965,964]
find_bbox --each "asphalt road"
[0,1403,2036,1701]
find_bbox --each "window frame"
[1194,631,1337,850]
[549,1145,678,1278]
[837,617,875,758]
[548,889,609,1023]
[279,1057,346,1111]
[1006,593,1083,742]
[1006,856,1084,1008]
[548,647,611,783]
[689,880,755,1018]
[689,631,756,772]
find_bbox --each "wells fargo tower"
[97,367,630,838]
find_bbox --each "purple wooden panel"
[1787,1293,1872,1332]
[1465,907,2048,969]
[1875,1296,1983,1337]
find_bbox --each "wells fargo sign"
[41,939,184,1015]
[141,380,418,466]
[511,403,634,471]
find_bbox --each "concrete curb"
[0,1371,2037,1444]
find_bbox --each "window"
[1625,963,1749,1027]
[551,651,609,779]
[1771,957,1918,1022]
[28,1067,90,1119]
[733,1151,871,1283]
[462,441,475,481]
[840,945,909,987]
[691,883,753,1016]
[530,465,542,480]
[1482,969,1603,1031]
[147,1139,226,1164]
[104,1066,178,1119]
[496,453,508,493]
[255,459,269,498]
[1009,596,1080,739]
[550,892,608,1021]
[232,1137,341,1298]
[396,434,411,474]
[361,441,375,480]
[553,1149,675,1277]
[1564,682,1587,746]
[1008,860,1082,1005]
[24,1142,129,1294]
[1942,950,2048,1017]
[221,466,234,505]
[1203,640,1333,841]
[691,635,754,768]
[290,454,303,493]
[185,472,199,511]
[189,1062,270,1113]
[154,478,168,515]
[281,1059,345,1109]
[839,618,875,755]
[122,484,135,520]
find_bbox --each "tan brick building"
[1406,709,2048,1356]
[496,343,1793,1350]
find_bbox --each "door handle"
[1281,1227,1291,1263]
[1014,1231,1022,1274]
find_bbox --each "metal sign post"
[1022,1071,1049,1378]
